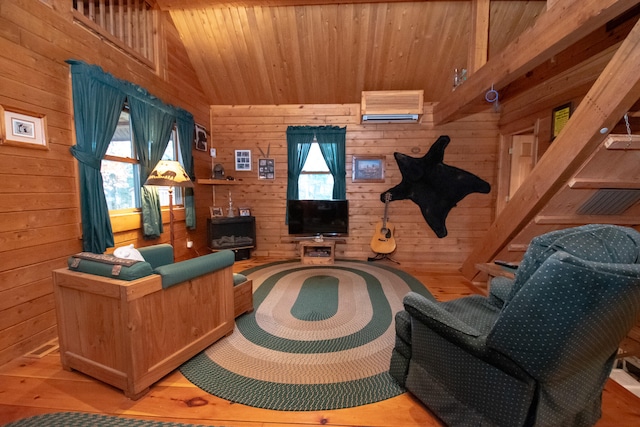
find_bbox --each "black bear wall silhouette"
[382,135,491,238]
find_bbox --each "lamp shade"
[144,160,194,188]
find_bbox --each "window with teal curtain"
[286,126,314,202]
[316,127,346,200]
[67,59,196,251]
[68,60,127,253]
[129,97,176,239]
[177,115,196,229]
[286,125,346,201]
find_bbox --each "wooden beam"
[156,0,533,11]
[568,178,640,189]
[535,215,640,225]
[604,134,640,149]
[468,0,489,74]
[433,0,640,125]
[460,16,640,280]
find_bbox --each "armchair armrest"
[154,250,235,288]
[403,292,481,337]
[403,292,530,381]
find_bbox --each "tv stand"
[299,240,335,265]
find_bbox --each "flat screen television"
[287,199,349,237]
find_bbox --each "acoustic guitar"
[370,192,396,254]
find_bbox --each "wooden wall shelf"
[197,179,242,185]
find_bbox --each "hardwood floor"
[0,258,638,426]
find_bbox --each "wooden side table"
[299,240,335,265]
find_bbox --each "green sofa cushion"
[233,273,248,286]
[154,250,235,288]
[138,244,174,269]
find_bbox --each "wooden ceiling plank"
[280,6,305,103]
[433,0,640,125]
[212,7,252,104]
[468,0,489,74]
[460,15,640,279]
[198,7,234,100]
[157,1,475,11]
[252,5,284,104]
[167,9,219,101]
[230,6,273,103]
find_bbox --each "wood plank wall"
[0,0,209,366]
[203,104,499,264]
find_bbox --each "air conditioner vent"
[577,189,640,215]
[362,114,419,123]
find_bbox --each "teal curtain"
[286,126,314,201]
[316,126,347,200]
[177,115,196,229]
[67,59,196,247]
[129,97,176,239]
[68,61,127,253]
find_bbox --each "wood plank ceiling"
[157,0,547,106]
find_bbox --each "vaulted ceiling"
[157,0,547,106]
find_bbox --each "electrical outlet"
[210,148,216,158]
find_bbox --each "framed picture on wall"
[258,158,275,179]
[0,106,48,149]
[352,156,385,183]
[235,149,252,171]
[194,123,207,151]
[551,102,572,141]
[210,206,224,217]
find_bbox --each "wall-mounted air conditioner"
[361,90,424,124]
[362,114,419,123]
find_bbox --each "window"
[102,110,138,211]
[286,126,346,205]
[101,108,182,211]
[73,0,156,67]
[298,141,334,200]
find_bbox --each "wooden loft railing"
[73,0,156,67]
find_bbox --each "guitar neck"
[382,193,390,227]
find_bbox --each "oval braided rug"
[180,259,434,411]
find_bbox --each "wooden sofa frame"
[52,262,235,400]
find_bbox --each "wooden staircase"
[435,0,640,357]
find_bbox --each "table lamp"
[144,160,194,248]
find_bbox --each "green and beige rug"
[180,259,434,411]
[4,412,223,426]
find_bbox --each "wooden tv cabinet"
[299,240,335,265]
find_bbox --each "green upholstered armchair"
[390,224,640,427]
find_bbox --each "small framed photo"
[194,123,207,151]
[235,149,252,171]
[210,206,224,217]
[239,207,251,217]
[258,158,275,179]
[352,156,385,183]
[0,106,48,149]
